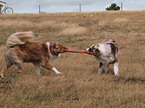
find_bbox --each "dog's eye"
[89,48,93,52]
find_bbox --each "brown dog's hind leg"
[16,63,24,77]
[0,63,13,78]
[18,69,24,77]
[0,66,7,78]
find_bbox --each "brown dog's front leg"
[33,64,41,76]
[42,63,62,74]
[51,67,62,74]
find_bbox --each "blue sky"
[3,0,145,13]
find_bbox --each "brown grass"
[0,11,145,108]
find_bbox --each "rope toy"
[64,50,92,55]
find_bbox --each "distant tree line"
[106,3,120,11]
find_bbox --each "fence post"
[79,4,81,12]
[121,3,123,10]
[39,5,41,13]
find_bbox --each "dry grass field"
[0,11,145,108]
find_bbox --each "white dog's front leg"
[98,62,104,74]
[113,62,119,76]
[51,67,62,74]
[104,64,108,73]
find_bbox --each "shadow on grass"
[92,67,114,75]
[92,67,145,84]
[113,76,145,84]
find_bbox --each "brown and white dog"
[0,32,67,78]
[85,39,119,76]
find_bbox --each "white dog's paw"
[114,73,119,76]
[36,74,41,77]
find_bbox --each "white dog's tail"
[6,31,34,47]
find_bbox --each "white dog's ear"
[94,45,98,49]
[91,44,95,46]
[91,44,95,48]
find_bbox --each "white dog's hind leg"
[51,67,62,74]
[113,62,119,76]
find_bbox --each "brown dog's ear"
[58,44,68,50]
[51,43,56,48]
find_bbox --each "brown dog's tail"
[6,31,34,47]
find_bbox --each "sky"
[2,0,145,13]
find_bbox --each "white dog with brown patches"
[85,39,119,76]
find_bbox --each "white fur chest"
[49,53,61,64]
[46,42,61,64]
